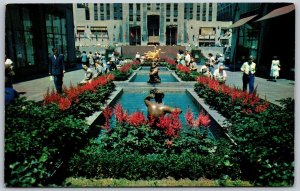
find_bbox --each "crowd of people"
[5,46,283,105]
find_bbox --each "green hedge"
[5,81,116,186]
[194,79,294,186]
[67,121,240,181]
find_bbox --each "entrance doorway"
[166,25,177,45]
[147,15,159,45]
[129,26,141,45]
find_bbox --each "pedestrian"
[80,63,94,84]
[216,53,224,68]
[207,53,216,76]
[185,50,191,67]
[270,56,280,82]
[5,54,15,87]
[135,51,141,62]
[94,60,106,77]
[5,77,19,105]
[213,65,227,84]
[81,51,88,66]
[49,47,65,94]
[88,51,94,67]
[189,57,198,72]
[241,55,256,93]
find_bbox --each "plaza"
[4,2,295,188]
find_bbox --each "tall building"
[5,4,76,80]
[73,3,232,50]
[218,3,295,79]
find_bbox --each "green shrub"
[67,122,240,181]
[5,98,89,187]
[194,79,294,186]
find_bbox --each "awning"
[255,4,295,22]
[228,14,258,28]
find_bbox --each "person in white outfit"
[213,65,227,84]
[270,56,280,81]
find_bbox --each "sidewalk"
[13,66,294,106]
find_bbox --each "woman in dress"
[270,56,280,81]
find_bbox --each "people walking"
[49,47,65,94]
[81,51,88,66]
[207,53,216,76]
[241,55,256,93]
[80,63,94,84]
[270,56,280,82]
[5,54,15,87]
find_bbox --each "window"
[166,3,171,17]
[129,3,133,21]
[106,4,110,20]
[113,3,122,20]
[208,3,213,21]
[136,3,141,22]
[202,3,206,21]
[197,4,201,20]
[94,4,98,20]
[184,3,193,20]
[85,7,90,20]
[174,3,178,17]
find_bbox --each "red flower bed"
[176,64,191,74]
[43,74,115,110]
[196,76,270,113]
[103,104,211,138]
[118,63,132,73]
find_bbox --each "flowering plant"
[43,74,115,115]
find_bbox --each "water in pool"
[114,91,210,127]
[130,73,178,82]
[108,91,215,138]
[141,66,169,71]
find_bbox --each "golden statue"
[144,48,165,61]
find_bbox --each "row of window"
[78,3,214,21]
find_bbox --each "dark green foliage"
[175,70,201,81]
[5,82,115,187]
[5,98,89,187]
[112,69,133,81]
[194,83,295,186]
[67,122,240,181]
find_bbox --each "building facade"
[218,3,295,79]
[5,4,77,80]
[73,3,232,51]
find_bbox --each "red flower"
[114,103,128,123]
[119,63,132,73]
[165,140,173,148]
[103,106,113,119]
[43,90,61,105]
[106,73,115,81]
[185,109,194,128]
[255,101,270,113]
[127,111,147,127]
[58,97,71,110]
[148,114,156,126]
[194,112,211,127]
[156,111,182,137]
[102,106,113,132]
[176,64,191,74]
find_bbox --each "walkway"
[12,64,294,106]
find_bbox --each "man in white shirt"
[135,52,141,62]
[241,56,256,93]
[184,50,191,66]
[213,65,227,84]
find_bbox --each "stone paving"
[12,64,294,106]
